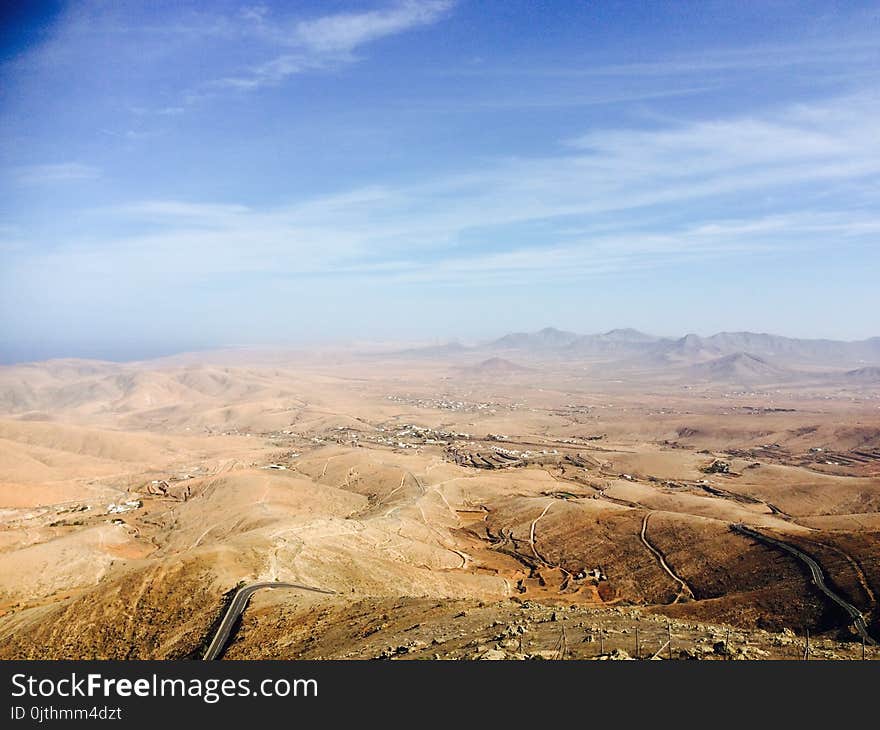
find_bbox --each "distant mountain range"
[485,327,880,365]
[397,327,880,383]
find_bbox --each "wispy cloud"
[214,0,454,90]
[296,0,452,53]
[386,211,880,285]
[112,200,253,222]
[15,163,101,185]
[10,91,878,290]
[396,84,720,113]
[440,36,880,80]
[2,1,456,123]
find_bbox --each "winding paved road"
[203,581,336,660]
[732,524,876,645]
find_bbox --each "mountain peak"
[601,328,658,342]
[689,351,788,382]
[490,327,579,350]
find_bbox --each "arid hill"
[461,357,530,376]
[0,343,878,660]
[843,367,880,383]
[687,352,791,383]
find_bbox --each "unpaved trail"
[529,501,554,564]
[640,512,694,603]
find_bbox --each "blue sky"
[1,1,879,362]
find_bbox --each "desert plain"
[1,328,879,660]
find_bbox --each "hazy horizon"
[3,323,880,367]
[3,1,880,363]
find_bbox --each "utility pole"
[803,629,810,661]
[667,621,673,660]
